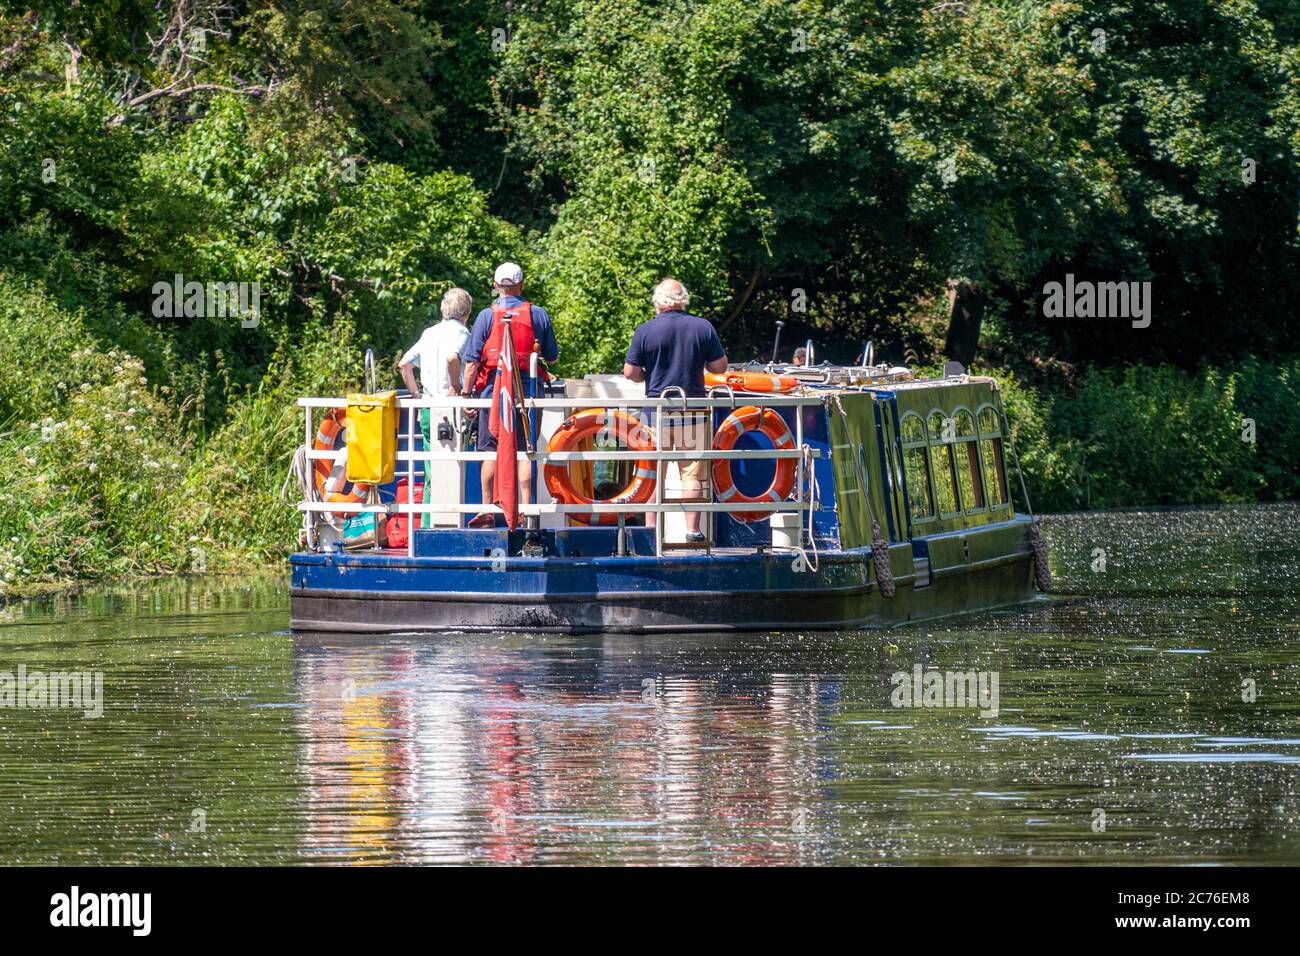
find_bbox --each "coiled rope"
[282,444,331,547]
[281,444,314,504]
[790,441,820,573]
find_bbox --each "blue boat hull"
[289,518,1039,634]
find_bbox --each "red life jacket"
[473,301,550,393]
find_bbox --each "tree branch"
[719,267,763,333]
[127,81,267,107]
[0,12,39,75]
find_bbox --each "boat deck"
[349,543,770,558]
[288,373,1044,633]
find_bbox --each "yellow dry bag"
[345,391,398,485]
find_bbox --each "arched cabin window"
[952,408,985,513]
[977,405,1009,508]
[900,413,934,521]
[926,410,961,518]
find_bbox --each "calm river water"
[1,505,1297,865]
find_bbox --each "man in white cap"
[461,262,559,528]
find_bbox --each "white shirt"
[401,319,470,396]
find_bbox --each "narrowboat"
[287,361,1049,634]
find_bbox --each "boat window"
[953,408,985,513]
[954,409,976,438]
[901,412,926,446]
[957,443,984,512]
[928,410,953,445]
[977,404,1009,508]
[932,444,961,516]
[926,411,961,516]
[899,413,934,521]
[905,447,934,520]
[977,406,1000,438]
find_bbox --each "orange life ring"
[712,406,796,522]
[544,409,657,525]
[313,408,370,516]
[705,371,800,393]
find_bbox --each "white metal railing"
[296,393,823,558]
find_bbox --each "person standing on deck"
[622,278,728,541]
[461,263,559,528]
[399,288,473,528]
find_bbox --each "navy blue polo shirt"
[625,310,726,398]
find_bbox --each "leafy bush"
[176,323,370,569]
[0,351,189,587]
[961,360,1300,514]
[1050,365,1249,508]
[1028,360,1300,511]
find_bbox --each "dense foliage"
[0,0,1296,592]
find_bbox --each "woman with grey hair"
[399,287,474,528]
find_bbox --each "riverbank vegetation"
[1,0,1297,593]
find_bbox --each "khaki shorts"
[658,414,709,484]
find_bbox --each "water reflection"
[292,635,873,864]
[288,598,1300,865]
[1,505,1298,865]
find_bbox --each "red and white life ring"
[544,409,658,525]
[705,371,800,393]
[313,408,370,517]
[712,406,796,522]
